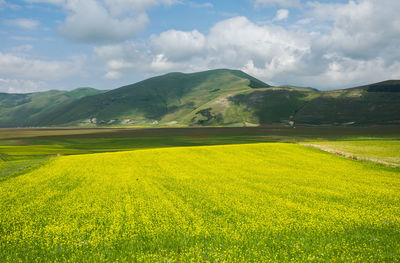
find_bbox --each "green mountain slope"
[0,71,399,127]
[0,88,106,127]
[31,69,273,127]
[294,80,400,125]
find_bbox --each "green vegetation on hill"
[295,81,400,125]
[31,69,271,127]
[360,80,400,92]
[0,88,106,127]
[0,70,399,127]
[230,88,317,124]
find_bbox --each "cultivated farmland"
[1,141,399,262]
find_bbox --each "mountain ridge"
[0,69,399,127]
[0,87,106,127]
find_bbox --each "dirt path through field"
[299,143,400,167]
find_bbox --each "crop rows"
[1,143,399,262]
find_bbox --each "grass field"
[0,127,399,262]
[304,140,400,167]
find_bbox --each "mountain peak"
[0,70,399,127]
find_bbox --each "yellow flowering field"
[1,143,399,262]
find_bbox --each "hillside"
[30,69,275,127]
[0,88,106,127]
[0,71,399,127]
[294,80,400,125]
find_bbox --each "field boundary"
[0,158,50,182]
[299,143,400,167]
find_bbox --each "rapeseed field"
[0,143,399,262]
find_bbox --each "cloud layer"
[27,0,179,43]
[0,52,85,92]
[2,0,400,92]
[4,18,40,29]
[94,0,400,89]
[254,0,301,8]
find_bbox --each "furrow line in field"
[298,143,400,167]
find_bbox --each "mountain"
[0,88,106,127]
[0,70,399,127]
[28,69,274,127]
[294,80,400,125]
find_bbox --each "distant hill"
[0,88,106,127]
[28,69,273,127]
[0,70,399,127]
[294,80,400,125]
[357,80,400,92]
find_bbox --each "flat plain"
[0,127,399,262]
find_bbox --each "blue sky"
[0,0,399,92]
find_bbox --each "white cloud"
[10,36,37,41]
[94,42,141,69]
[4,18,40,29]
[188,1,213,8]
[25,0,180,43]
[274,9,289,21]
[104,71,122,80]
[254,0,301,8]
[93,0,400,90]
[0,52,85,81]
[60,0,149,43]
[107,60,135,70]
[298,58,400,89]
[94,42,144,72]
[94,16,310,78]
[9,44,33,53]
[103,0,178,16]
[0,78,43,93]
[0,0,20,9]
[0,52,87,92]
[296,18,312,25]
[150,30,206,61]
[204,16,309,72]
[25,0,65,4]
[150,53,181,72]
[94,42,185,74]
[309,0,400,62]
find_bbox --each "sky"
[0,0,399,93]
